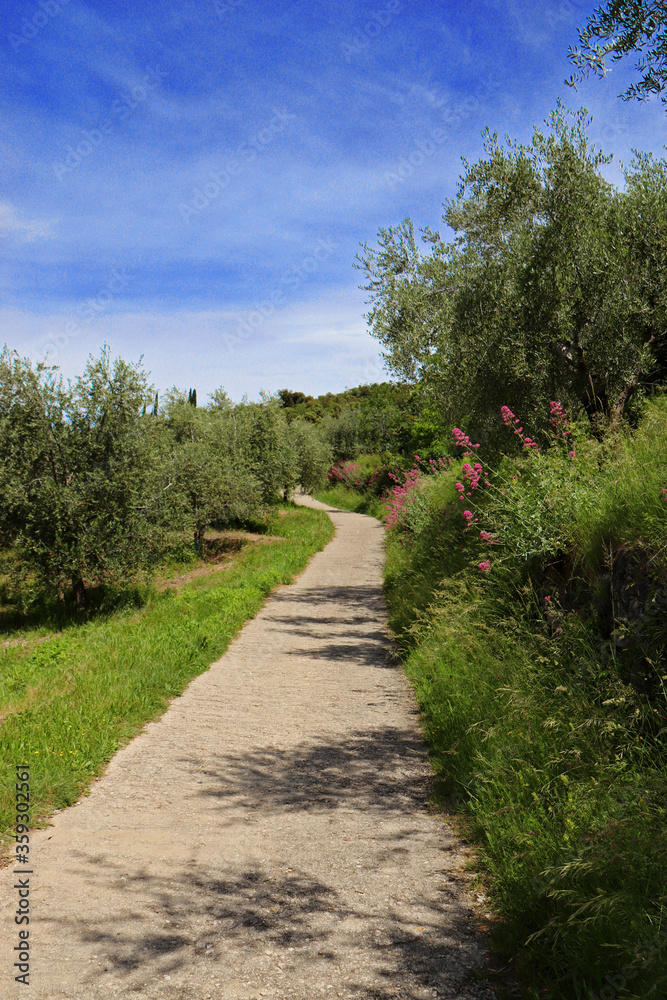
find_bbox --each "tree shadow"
[51,851,491,999]
[189,727,431,817]
[263,585,398,668]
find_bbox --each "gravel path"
[0,497,494,999]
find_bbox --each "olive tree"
[288,419,333,494]
[157,392,266,549]
[0,347,159,610]
[356,104,667,435]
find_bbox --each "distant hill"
[277,382,415,424]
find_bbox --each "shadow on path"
[265,585,397,669]
[50,852,484,999]
[188,727,431,816]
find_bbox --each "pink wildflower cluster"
[550,401,576,458]
[452,427,480,456]
[549,401,571,438]
[451,428,492,571]
[415,455,452,472]
[383,455,456,532]
[501,406,539,450]
[662,488,667,503]
[383,466,421,531]
[327,462,364,489]
[455,461,484,498]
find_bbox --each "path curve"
[1,497,493,1000]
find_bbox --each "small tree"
[156,390,267,548]
[321,406,362,461]
[231,398,298,503]
[289,420,333,494]
[0,346,159,610]
[165,442,264,551]
[208,386,233,411]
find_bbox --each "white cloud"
[0,202,56,243]
[0,293,387,401]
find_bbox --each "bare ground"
[0,497,495,1000]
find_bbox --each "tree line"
[0,348,333,611]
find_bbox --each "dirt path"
[0,497,494,1000]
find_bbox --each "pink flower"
[550,401,572,444]
[463,510,474,522]
[501,404,540,451]
[461,462,484,493]
[452,427,481,453]
[478,560,491,572]
[569,451,576,458]
[544,595,551,602]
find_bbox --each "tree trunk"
[72,574,87,613]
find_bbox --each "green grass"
[0,505,334,847]
[313,484,386,519]
[383,400,667,999]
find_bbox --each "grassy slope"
[0,506,333,846]
[313,484,386,519]
[383,403,667,999]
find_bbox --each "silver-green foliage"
[0,346,158,608]
[567,0,667,105]
[357,103,667,434]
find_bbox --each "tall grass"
[384,399,667,999]
[0,505,334,845]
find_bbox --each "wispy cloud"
[0,201,56,243]
[1,0,665,398]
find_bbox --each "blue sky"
[2,0,665,402]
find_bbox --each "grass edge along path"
[0,505,334,851]
[381,503,667,994]
[313,484,386,519]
